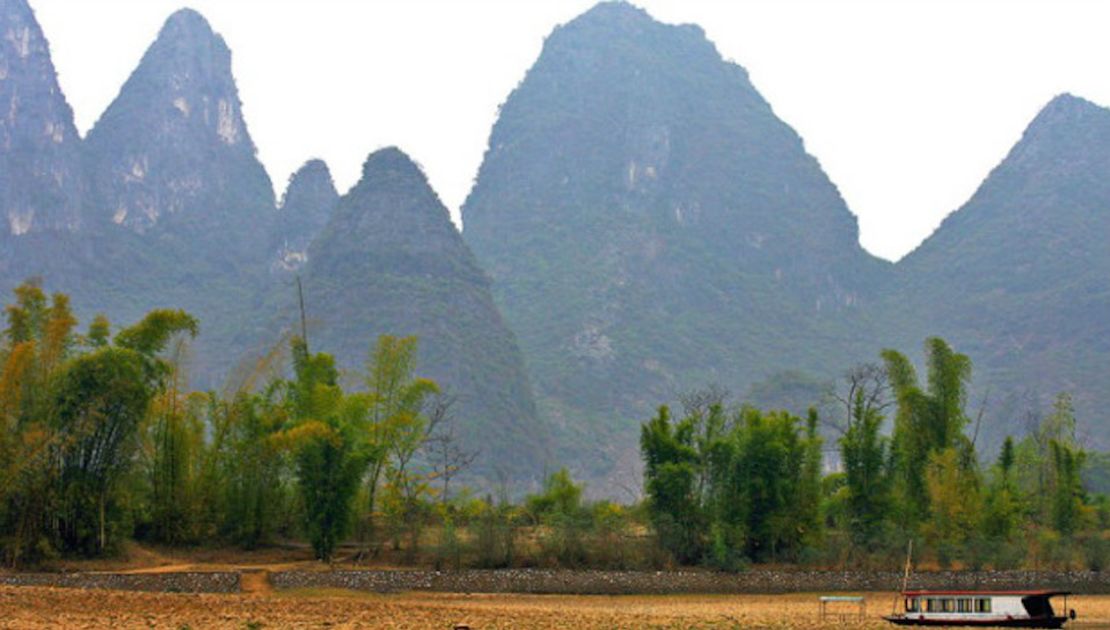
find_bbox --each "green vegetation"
[4,283,1105,571]
[0,283,466,565]
[642,337,1107,570]
[8,0,1110,501]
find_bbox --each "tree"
[214,390,292,548]
[730,408,816,561]
[640,405,703,563]
[0,283,73,565]
[883,337,973,523]
[840,383,891,549]
[1050,440,1088,536]
[1013,392,1085,528]
[142,335,204,544]
[52,309,198,554]
[981,437,1021,543]
[286,337,368,562]
[526,468,589,566]
[424,394,478,507]
[361,335,438,556]
[923,447,980,565]
[295,415,366,561]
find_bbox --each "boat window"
[905,598,920,612]
[976,598,992,613]
[942,599,955,613]
[926,599,940,612]
[957,598,972,613]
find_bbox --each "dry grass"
[2,587,1109,629]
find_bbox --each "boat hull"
[884,616,1067,629]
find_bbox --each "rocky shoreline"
[0,571,239,593]
[2,569,1109,595]
[270,569,1110,595]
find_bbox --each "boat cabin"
[884,590,1075,628]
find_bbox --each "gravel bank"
[271,569,1110,595]
[0,571,240,593]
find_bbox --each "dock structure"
[819,595,866,622]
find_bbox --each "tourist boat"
[884,590,1076,628]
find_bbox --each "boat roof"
[902,590,1070,597]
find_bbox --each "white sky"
[30,0,1110,261]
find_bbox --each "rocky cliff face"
[0,7,279,388]
[0,0,83,237]
[83,8,274,257]
[271,159,338,273]
[303,147,550,482]
[463,2,888,483]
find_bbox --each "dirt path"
[239,569,273,595]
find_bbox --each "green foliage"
[285,336,367,561]
[980,438,1021,543]
[86,315,111,348]
[295,419,365,562]
[640,406,704,563]
[526,468,591,567]
[839,387,890,548]
[3,281,1108,576]
[52,346,155,554]
[526,469,583,520]
[362,335,440,557]
[1050,440,1088,535]
[115,310,199,357]
[883,338,973,524]
[640,401,824,566]
[473,494,520,569]
[0,282,200,560]
[214,392,291,548]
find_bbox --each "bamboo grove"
[641,339,1109,570]
[0,282,460,566]
[1,283,1107,571]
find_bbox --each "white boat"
[884,590,1075,628]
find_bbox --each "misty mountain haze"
[1,0,1108,493]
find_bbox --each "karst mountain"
[2,0,1109,491]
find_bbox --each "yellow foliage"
[0,341,35,420]
[923,447,979,548]
[271,420,339,451]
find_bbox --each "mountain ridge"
[3,0,1110,491]
[463,0,889,487]
[0,0,84,236]
[302,146,551,482]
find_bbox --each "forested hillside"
[1,0,1109,494]
[880,94,1110,451]
[0,0,546,485]
[299,148,549,482]
[463,2,889,485]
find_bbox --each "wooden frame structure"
[820,595,867,622]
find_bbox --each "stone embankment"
[271,569,1110,595]
[0,571,239,593]
[3,568,1109,595]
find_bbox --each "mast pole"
[902,539,914,593]
[893,539,913,616]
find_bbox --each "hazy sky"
[30,0,1110,261]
